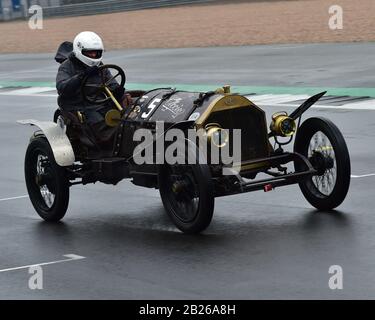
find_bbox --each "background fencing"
[43,0,215,17]
[0,0,215,20]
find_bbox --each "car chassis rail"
[215,152,317,196]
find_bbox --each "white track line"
[3,87,56,95]
[249,94,310,104]
[0,92,56,97]
[257,102,375,111]
[257,94,309,104]
[246,94,277,102]
[351,174,375,178]
[0,195,29,202]
[0,254,85,273]
[244,95,375,111]
[0,90,374,110]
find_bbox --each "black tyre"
[25,136,70,221]
[53,109,61,123]
[158,163,215,234]
[294,117,350,210]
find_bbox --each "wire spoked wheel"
[36,154,56,208]
[159,163,214,234]
[294,117,350,210]
[309,131,337,196]
[25,136,69,221]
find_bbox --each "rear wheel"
[158,163,215,234]
[294,117,350,210]
[25,136,70,221]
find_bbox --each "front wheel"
[25,136,70,221]
[158,163,215,234]
[294,117,351,210]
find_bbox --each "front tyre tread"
[25,136,69,222]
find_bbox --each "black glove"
[83,65,99,77]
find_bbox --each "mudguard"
[17,119,75,167]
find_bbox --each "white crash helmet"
[73,31,104,67]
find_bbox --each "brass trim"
[240,161,270,171]
[206,125,229,148]
[196,94,263,127]
[105,109,122,127]
[270,112,296,137]
[104,86,123,112]
[76,111,84,123]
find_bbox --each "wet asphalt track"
[0,43,375,299]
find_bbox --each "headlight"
[205,124,229,148]
[270,112,296,137]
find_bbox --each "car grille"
[204,106,270,162]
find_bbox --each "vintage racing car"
[19,63,351,234]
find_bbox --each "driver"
[56,31,130,142]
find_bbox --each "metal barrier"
[43,0,215,17]
[0,0,215,20]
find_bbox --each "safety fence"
[0,0,215,20]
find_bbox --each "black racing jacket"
[56,53,123,118]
